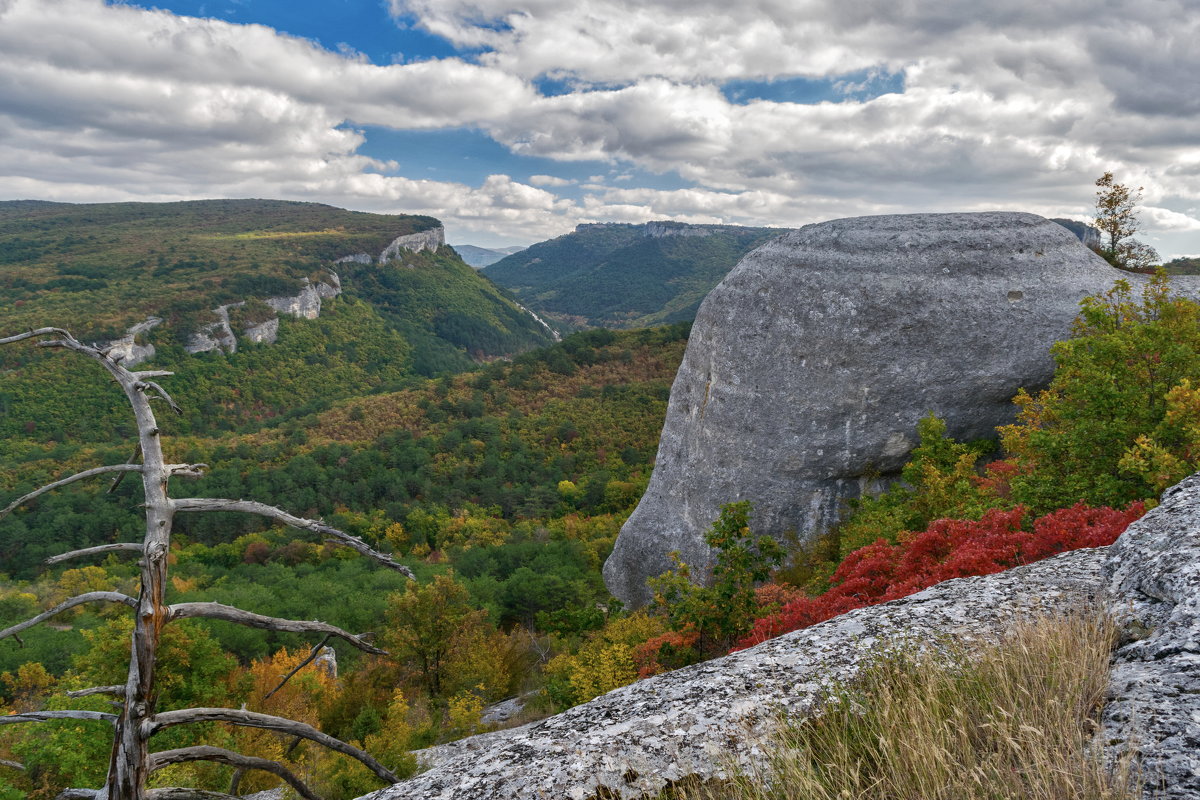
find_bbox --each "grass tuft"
[670,612,1137,800]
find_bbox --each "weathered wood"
[67,685,127,699]
[0,759,23,770]
[0,592,137,641]
[0,710,117,726]
[172,497,416,579]
[167,603,385,654]
[0,464,143,520]
[47,543,144,565]
[145,708,398,783]
[144,791,235,800]
[148,746,320,800]
[55,790,99,800]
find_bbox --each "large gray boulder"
[604,211,1157,607]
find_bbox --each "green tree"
[1001,272,1200,511]
[383,572,487,697]
[649,502,783,656]
[1094,171,1159,271]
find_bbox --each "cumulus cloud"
[1141,207,1200,233]
[0,0,1197,252]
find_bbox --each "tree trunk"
[106,373,171,800]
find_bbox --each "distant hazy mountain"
[483,221,783,331]
[453,244,527,268]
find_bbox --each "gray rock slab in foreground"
[364,548,1106,800]
[604,211,1195,608]
[1102,475,1200,798]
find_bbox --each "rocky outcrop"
[364,548,1107,800]
[1102,475,1200,798]
[604,212,1200,608]
[243,317,279,345]
[187,272,340,354]
[380,226,446,261]
[98,317,161,366]
[265,277,326,320]
[185,304,239,355]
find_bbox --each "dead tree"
[0,328,414,800]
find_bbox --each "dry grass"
[670,612,1137,800]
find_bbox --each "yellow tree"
[1094,171,1159,270]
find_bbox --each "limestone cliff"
[604,212,1200,608]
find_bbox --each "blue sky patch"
[111,0,460,64]
[721,69,905,105]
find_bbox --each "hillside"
[483,221,781,330]
[0,199,556,442]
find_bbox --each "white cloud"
[528,174,575,187]
[1141,207,1200,233]
[0,0,1197,254]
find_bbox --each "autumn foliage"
[736,502,1144,649]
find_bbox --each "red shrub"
[735,501,1143,650]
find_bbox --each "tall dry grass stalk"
[673,612,1137,800]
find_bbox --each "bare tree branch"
[0,710,117,726]
[0,328,71,346]
[66,685,126,699]
[266,634,333,701]
[109,442,143,494]
[145,708,398,783]
[0,464,144,520]
[137,380,182,415]
[149,746,320,800]
[167,603,385,654]
[145,790,235,800]
[0,759,23,770]
[132,370,174,379]
[46,542,144,566]
[172,498,415,579]
[1,592,138,642]
[55,790,99,800]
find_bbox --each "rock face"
[185,304,240,355]
[363,548,1107,800]
[380,226,446,261]
[183,272,341,355]
[1102,475,1200,797]
[604,212,1175,608]
[359,471,1200,800]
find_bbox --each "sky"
[0,1,1197,253]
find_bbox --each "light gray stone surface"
[380,227,446,261]
[363,548,1105,800]
[604,212,1194,608]
[185,303,240,355]
[243,316,279,345]
[1102,475,1200,798]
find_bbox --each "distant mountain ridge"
[483,220,783,331]
[453,244,526,268]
